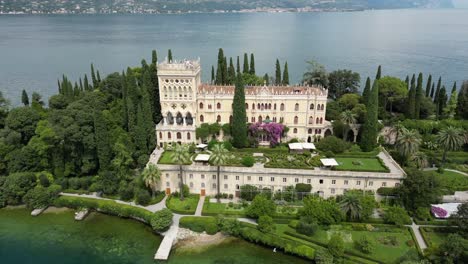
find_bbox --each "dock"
[74,209,90,220]
[154,215,181,260]
[31,207,46,216]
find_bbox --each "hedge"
[408,227,423,255]
[239,226,315,260]
[179,216,219,235]
[413,219,449,226]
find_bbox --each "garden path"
[195,195,205,216]
[238,218,258,225]
[405,220,428,250]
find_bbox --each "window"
[283,178,287,183]
[212,175,216,180]
[344,180,348,185]
[224,175,228,180]
[295,178,299,183]
[293,128,298,134]
[252,103,255,110]
[189,174,193,179]
[224,184,228,189]
[212,183,216,189]
[295,103,299,111]
[236,176,240,181]
[271,177,275,182]
[331,188,335,194]
[368,181,373,186]
[320,117,323,124]
[176,132,182,139]
[356,180,361,185]
[168,132,171,139]
[395,183,401,187]
[274,104,277,110]
[382,182,387,187]
[236,184,240,190]
[332,180,336,184]
[247,176,251,181]
[217,102,221,109]
[159,132,162,139]
[319,179,324,184]
[245,103,249,109]
[280,103,285,111]
[166,173,169,178]
[189,182,193,188]
[307,179,311,184]
[187,132,191,140]
[310,103,314,110]
[251,117,255,122]
[294,116,298,124]
[201,174,205,179]
[259,177,263,182]
[199,102,204,109]
[166,182,170,187]
[216,115,221,122]
[208,104,212,109]
[201,183,205,188]
[200,115,204,122]
[309,116,313,124]
[308,128,313,134]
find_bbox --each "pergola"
[288,142,316,153]
[320,158,339,168]
[194,154,210,163]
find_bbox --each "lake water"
[1,9,468,105]
[0,208,308,264]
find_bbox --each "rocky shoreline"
[175,228,230,251]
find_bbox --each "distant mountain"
[0,0,455,14]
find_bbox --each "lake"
[0,208,309,264]
[1,9,468,105]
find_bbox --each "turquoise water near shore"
[0,208,308,264]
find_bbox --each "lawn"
[166,194,199,214]
[264,153,320,169]
[158,151,193,165]
[420,227,450,248]
[202,198,246,216]
[276,223,416,264]
[334,157,389,172]
[428,170,468,194]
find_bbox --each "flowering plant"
[249,122,284,146]
[431,206,447,218]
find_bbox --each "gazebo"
[320,158,339,168]
[194,154,210,165]
[196,143,208,152]
[288,142,316,153]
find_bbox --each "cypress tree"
[236,56,240,74]
[425,74,432,97]
[359,80,379,152]
[140,70,156,152]
[168,49,173,62]
[264,73,270,85]
[57,79,62,94]
[455,81,468,119]
[94,110,112,171]
[405,75,409,88]
[222,56,228,84]
[91,63,97,87]
[96,70,101,83]
[437,86,448,119]
[232,73,247,148]
[211,66,215,83]
[362,77,371,104]
[152,50,157,65]
[375,65,382,80]
[434,77,442,103]
[84,74,90,91]
[228,58,236,85]
[215,48,225,85]
[135,104,147,154]
[125,68,138,135]
[243,53,249,74]
[430,83,435,98]
[282,62,289,85]
[275,59,281,85]
[21,89,29,106]
[149,50,162,124]
[451,81,457,94]
[407,75,416,119]
[415,73,423,119]
[249,53,255,75]
[79,78,83,91]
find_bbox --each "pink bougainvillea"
[431,206,448,218]
[249,122,285,146]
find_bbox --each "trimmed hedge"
[413,219,449,226]
[179,216,219,235]
[165,194,199,215]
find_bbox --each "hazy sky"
[453,0,468,8]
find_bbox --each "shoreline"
[175,228,231,252]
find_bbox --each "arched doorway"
[324,129,333,137]
[307,136,312,143]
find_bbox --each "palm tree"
[390,122,405,144]
[395,128,421,163]
[436,126,464,165]
[340,110,356,141]
[170,144,191,200]
[209,144,230,202]
[339,193,362,221]
[411,152,428,170]
[142,164,161,198]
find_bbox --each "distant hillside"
[0,0,454,14]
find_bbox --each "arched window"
[316,117,319,124]
[185,112,193,125]
[187,132,191,140]
[159,132,162,139]
[295,103,299,111]
[266,115,270,120]
[229,115,233,124]
[294,116,298,124]
[216,115,221,123]
[280,103,285,111]
[268,103,272,109]
[168,132,172,139]
[308,128,313,134]
[252,103,255,110]
[310,104,314,110]
[274,103,277,110]
[257,103,260,109]
[293,128,298,134]
[217,102,221,109]
[176,112,184,125]
[177,132,182,139]
[199,102,203,109]
[258,116,263,123]
[200,115,204,122]
[308,116,313,124]
[167,112,174,125]
[320,117,323,124]
[245,103,249,109]
[321,104,324,111]
[251,117,255,123]
[273,117,277,122]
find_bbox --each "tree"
[450,203,468,238]
[141,164,161,198]
[328,69,361,99]
[31,92,44,108]
[275,59,281,85]
[339,110,356,141]
[168,49,173,62]
[407,75,416,118]
[302,60,328,88]
[383,206,411,225]
[375,65,382,80]
[395,128,421,163]
[456,81,468,119]
[209,144,230,202]
[451,81,457,94]
[436,126,464,165]
[170,144,190,200]
[361,77,371,104]
[434,77,442,116]
[328,234,345,258]
[316,136,351,154]
[246,194,276,219]
[339,192,362,221]
[378,76,408,114]
[2,172,37,205]
[91,63,98,87]
[5,106,41,144]
[215,48,226,85]
[359,80,379,152]
[411,152,428,170]
[236,56,240,74]
[227,57,236,85]
[23,185,61,209]
[263,73,269,85]
[355,236,375,254]
[231,73,247,148]
[443,88,458,118]
[94,110,112,170]
[21,90,29,106]
[249,53,255,74]
[425,74,432,97]
[415,73,424,119]
[211,65,215,83]
[243,53,249,74]
[315,248,334,264]
[151,208,173,232]
[257,215,275,233]
[435,233,468,263]
[436,86,448,119]
[300,196,343,225]
[0,91,9,129]
[398,169,441,212]
[282,61,289,85]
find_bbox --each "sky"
[453,0,468,8]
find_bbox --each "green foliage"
[23,184,61,209]
[295,183,312,193]
[246,194,276,219]
[296,219,318,236]
[328,234,345,258]
[231,73,247,148]
[257,215,275,233]
[316,136,351,154]
[354,236,375,254]
[21,89,29,106]
[1,172,37,205]
[378,76,408,113]
[241,155,255,167]
[398,169,442,212]
[449,203,468,238]
[151,208,173,232]
[240,184,259,201]
[282,61,289,85]
[180,216,219,235]
[217,216,241,236]
[5,106,41,144]
[383,206,411,225]
[456,81,468,119]
[135,189,151,205]
[315,248,334,264]
[360,80,379,151]
[327,69,360,99]
[300,196,343,225]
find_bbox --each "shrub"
[383,206,412,225]
[241,156,255,167]
[228,194,233,199]
[217,217,241,236]
[246,194,276,219]
[135,189,151,205]
[288,220,299,229]
[223,141,233,151]
[295,183,312,193]
[354,236,375,254]
[23,184,62,209]
[327,234,344,258]
[314,248,334,264]
[316,136,351,154]
[415,207,432,221]
[240,184,259,201]
[2,172,37,205]
[180,216,219,235]
[296,221,318,236]
[118,183,135,201]
[38,173,51,187]
[151,208,173,232]
[257,215,275,233]
[377,187,397,196]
